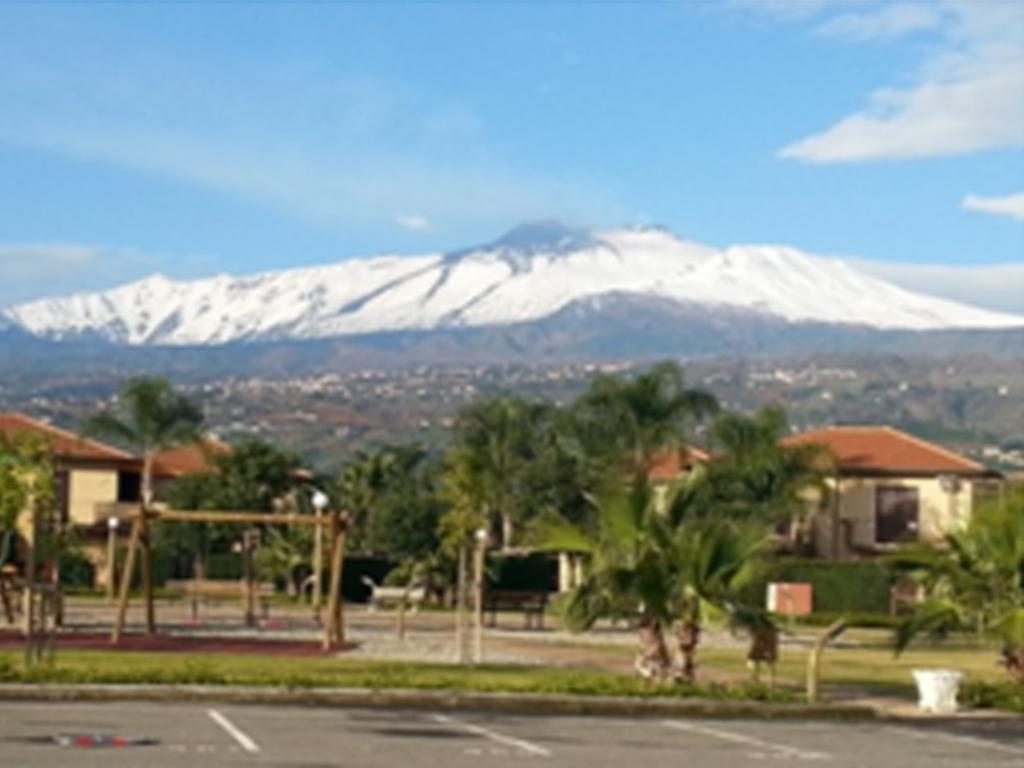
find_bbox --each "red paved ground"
[0,629,354,656]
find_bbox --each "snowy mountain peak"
[3,224,1022,347]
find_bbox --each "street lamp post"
[311,490,328,622]
[106,517,119,603]
[472,527,488,665]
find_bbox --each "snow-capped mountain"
[4,222,1023,347]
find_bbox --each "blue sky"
[0,0,1021,311]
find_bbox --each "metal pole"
[455,544,467,664]
[106,520,118,603]
[313,504,323,617]
[473,530,487,664]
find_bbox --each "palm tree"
[572,361,718,485]
[889,484,1024,684]
[671,515,769,682]
[531,479,680,680]
[697,407,827,535]
[449,396,552,548]
[532,472,772,683]
[335,447,408,552]
[83,377,204,507]
[82,376,203,633]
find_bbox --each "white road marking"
[662,720,831,761]
[431,713,551,758]
[885,726,1024,758]
[207,708,261,754]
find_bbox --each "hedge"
[743,559,893,615]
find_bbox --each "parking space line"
[662,720,830,761]
[430,713,552,757]
[885,726,1024,758]
[208,709,261,754]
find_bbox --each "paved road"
[0,702,1020,766]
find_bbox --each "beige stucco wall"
[812,475,975,558]
[67,468,119,525]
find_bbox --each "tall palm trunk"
[634,617,672,681]
[676,619,701,683]
[1002,643,1024,684]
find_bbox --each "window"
[875,486,919,543]
[117,471,141,503]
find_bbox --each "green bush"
[959,680,1024,714]
[58,550,95,588]
[742,559,893,615]
[206,552,243,580]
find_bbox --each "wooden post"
[322,509,345,650]
[111,516,142,644]
[140,510,155,634]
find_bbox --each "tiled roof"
[648,445,710,481]
[151,438,230,478]
[0,412,136,464]
[783,426,990,476]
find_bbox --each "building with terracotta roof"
[0,412,142,529]
[783,426,1002,559]
[647,445,710,482]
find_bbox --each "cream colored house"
[0,412,142,586]
[784,426,1002,560]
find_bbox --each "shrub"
[960,681,1024,714]
[742,559,892,615]
[58,550,95,588]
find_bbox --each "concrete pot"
[912,669,962,714]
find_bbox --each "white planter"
[912,669,963,714]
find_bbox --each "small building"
[0,412,142,587]
[784,426,1002,560]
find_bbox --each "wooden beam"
[110,515,142,644]
[124,509,331,526]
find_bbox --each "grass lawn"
[696,643,1008,697]
[0,650,793,702]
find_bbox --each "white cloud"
[0,48,622,233]
[962,192,1024,221]
[816,3,944,41]
[776,1,1024,162]
[396,214,431,231]
[853,259,1024,314]
[0,243,162,307]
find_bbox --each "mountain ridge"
[4,223,1022,347]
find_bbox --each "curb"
[0,684,879,720]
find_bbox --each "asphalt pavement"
[0,701,1020,767]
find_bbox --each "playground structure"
[111,505,349,650]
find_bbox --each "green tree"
[531,474,770,683]
[889,484,1024,684]
[82,376,204,504]
[571,361,718,485]
[447,396,554,548]
[694,406,827,529]
[0,432,58,558]
[161,439,304,580]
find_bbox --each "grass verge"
[0,650,795,703]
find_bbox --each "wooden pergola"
[111,506,348,651]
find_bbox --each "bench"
[484,590,549,629]
[360,576,426,613]
[167,579,276,622]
